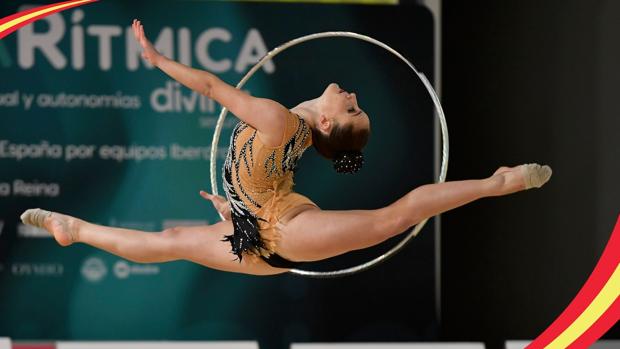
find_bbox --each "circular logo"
[113,260,131,279]
[81,257,107,283]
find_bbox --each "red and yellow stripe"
[528,214,620,348]
[0,0,98,40]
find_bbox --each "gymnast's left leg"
[19,210,288,275]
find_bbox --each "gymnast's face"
[318,83,370,134]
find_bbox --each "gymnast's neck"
[290,97,320,130]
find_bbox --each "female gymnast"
[20,20,552,276]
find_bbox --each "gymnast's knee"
[160,226,181,239]
[157,226,187,256]
[389,200,424,229]
[377,206,415,238]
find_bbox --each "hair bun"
[333,151,364,174]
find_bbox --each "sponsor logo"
[113,260,159,279]
[11,262,64,276]
[113,260,130,279]
[17,223,52,238]
[11,8,274,74]
[81,257,107,282]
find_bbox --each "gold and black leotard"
[222,111,317,266]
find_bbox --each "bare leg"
[20,164,551,269]
[278,164,552,261]
[20,211,288,275]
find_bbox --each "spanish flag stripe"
[0,0,97,40]
[0,0,79,25]
[568,295,620,348]
[546,264,620,348]
[527,215,620,348]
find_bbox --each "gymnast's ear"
[318,114,332,134]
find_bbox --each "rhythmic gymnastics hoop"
[210,31,449,278]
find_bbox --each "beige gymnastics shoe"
[20,208,52,228]
[20,208,77,246]
[521,163,553,189]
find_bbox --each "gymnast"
[20,20,552,276]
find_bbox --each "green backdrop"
[0,1,438,348]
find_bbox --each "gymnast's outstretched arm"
[131,19,288,146]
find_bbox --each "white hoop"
[210,31,449,278]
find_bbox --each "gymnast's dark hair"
[311,122,370,174]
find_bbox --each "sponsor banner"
[57,342,259,349]
[291,344,485,349]
[0,1,438,347]
[0,337,10,349]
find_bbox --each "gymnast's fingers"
[200,191,220,203]
[139,22,146,43]
[132,19,141,43]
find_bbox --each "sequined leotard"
[222,111,317,267]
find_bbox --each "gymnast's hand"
[200,190,232,221]
[132,19,162,66]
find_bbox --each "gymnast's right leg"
[277,164,552,262]
[19,210,288,275]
